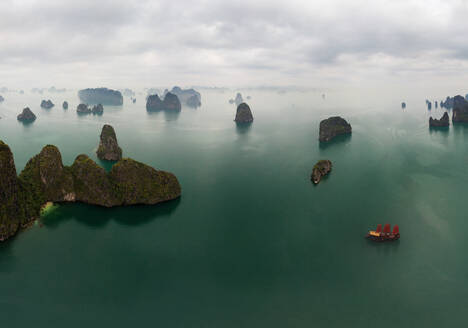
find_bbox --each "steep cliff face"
[0,142,39,241]
[319,117,352,142]
[70,154,120,207]
[19,145,75,203]
[234,103,254,123]
[96,125,122,161]
[110,159,181,205]
[0,141,22,240]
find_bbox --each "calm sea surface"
[0,88,467,327]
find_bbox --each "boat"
[366,223,400,242]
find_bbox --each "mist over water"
[1,87,467,327]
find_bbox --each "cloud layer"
[1,0,468,88]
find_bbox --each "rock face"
[17,107,36,122]
[146,93,181,112]
[70,154,120,207]
[92,104,104,115]
[77,103,91,114]
[146,94,164,111]
[63,101,68,109]
[319,116,352,142]
[452,95,468,123]
[0,141,26,241]
[429,112,449,127]
[311,160,332,185]
[168,87,201,108]
[163,92,181,111]
[96,125,122,161]
[0,140,182,241]
[78,88,123,106]
[234,103,253,123]
[110,159,181,205]
[40,100,54,109]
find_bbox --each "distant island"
[429,112,449,127]
[17,107,36,122]
[146,92,181,112]
[0,137,181,242]
[234,103,253,123]
[319,116,352,142]
[166,87,201,108]
[0,95,4,102]
[41,99,54,109]
[78,88,123,106]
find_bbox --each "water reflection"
[163,110,180,121]
[40,198,181,229]
[429,126,449,136]
[319,133,352,150]
[235,122,252,135]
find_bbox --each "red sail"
[392,225,399,234]
[383,223,391,233]
[376,224,382,233]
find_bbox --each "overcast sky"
[1,0,468,89]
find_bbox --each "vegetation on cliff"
[0,140,181,242]
[96,124,122,161]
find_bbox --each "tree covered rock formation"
[234,103,253,123]
[0,141,182,242]
[97,125,122,161]
[311,160,332,185]
[40,99,54,109]
[78,88,123,106]
[429,112,449,127]
[319,116,352,142]
[146,94,164,111]
[17,107,36,122]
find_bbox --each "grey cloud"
[1,0,468,87]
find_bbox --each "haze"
[1,0,468,90]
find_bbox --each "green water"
[1,89,468,327]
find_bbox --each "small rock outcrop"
[163,92,181,111]
[96,125,122,161]
[63,101,68,109]
[92,104,104,115]
[40,100,54,109]
[401,102,406,109]
[311,160,332,185]
[17,107,36,122]
[234,103,253,123]
[78,88,123,106]
[319,116,352,142]
[429,112,449,127]
[452,95,468,123]
[77,104,91,114]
